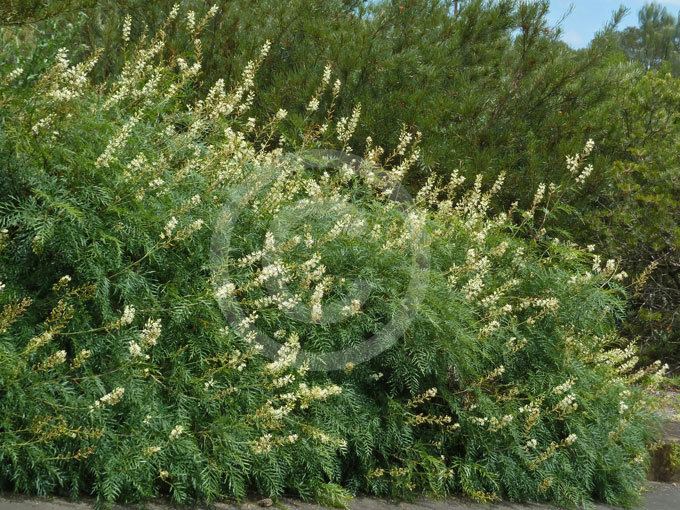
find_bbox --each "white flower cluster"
[257,400,294,422]
[564,433,578,446]
[529,434,578,469]
[122,14,132,43]
[506,336,528,353]
[341,298,361,317]
[252,433,274,454]
[207,5,219,19]
[326,213,365,241]
[51,275,72,292]
[452,247,494,302]
[336,104,361,150]
[144,446,161,456]
[408,413,456,427]
[177,218,204,239]
[96,112,142,168]
[236,312,258,334]
[265,332,300,374]
[462,272,485,301]
[215,282,236,300]
[275,108,288,120]
[148,177,165,190]
[4,67,23,83]
[307,427,348,449]
[553,378,575,395]
[386,133,422,191]
[196,40,270,120]
[123,153,148,182]
[519,400,542,430]
[24,331,54,354]
[310,278,331,323]
[649,361,670,385]
[394,127,415,157]
[169,424,184,440]
[518,402,540,415]
[161,216,178,240]
[140,318,162,348]
[480,278,519,310]
[169,3,180,19]
[47,48,100,102]
[272,374,295,388]
[120,305,136,326]
[307,97,320,113]
[130,318,161,359]
[575,164,593,185]
[479,319,500,337]
[594,344,638,373]
[566,139,594,174]
[256,261,289,286]
[103,35,166,110]
[251,432,299,455]
[71,349,92,369]
[519,296,560,314]
[486,365,506,381]
[295,382,342,409]
[90,387,125,411]
[488,414,514,432]
[186,10,196,32]
[555,393,578,415]
[407,387,438,408]
[128,341,144,358]
[589,255,628,281]
[566,139,595,184]
[252,292,302,313]
[454,172,504,225]
[36,350,67,370]
[306,64,332,112]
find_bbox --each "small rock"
[257,498,273,508]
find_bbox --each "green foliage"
[618,2,680,74]
[3,0,676,365]
[588,70,680,364]
[12,0,621,189]
[0,12,663,508]
[17,0,675,366]
[0,0,95,26]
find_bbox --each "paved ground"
[1,483,678,510]
[634,483,679,509]
[282,484,677,509]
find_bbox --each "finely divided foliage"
[0,5,666,509]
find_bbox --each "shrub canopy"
[0,11,665,508]
[5,0,674,366]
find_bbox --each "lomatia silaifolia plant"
[0,6,666,508]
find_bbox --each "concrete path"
[284,484,677,509]
[1,483,678,510]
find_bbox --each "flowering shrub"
[4,1,677,368]
[0,9,665,508]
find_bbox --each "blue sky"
[546,1,680,48]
